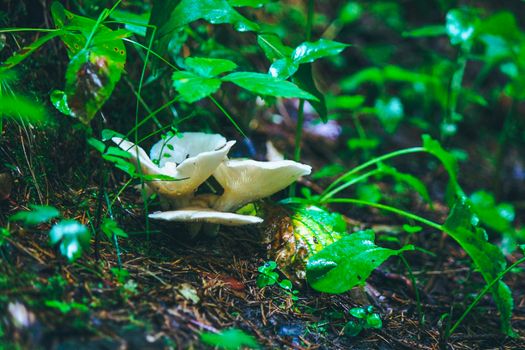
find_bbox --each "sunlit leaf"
[10,205,60,226]
[257,33,293,61]
[222,72,317,100]
[306,230,413,293]
[269,58,298,79]
[49,220,90,262]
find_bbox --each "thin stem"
[0,28,61,33]
[320,168,380,203]
[400,255,423,327]
[210,96,246,137]
[446,256,525,338]
[322,147,425,198]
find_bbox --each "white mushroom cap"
[112,135,235,199]
[212,159,312,211]
[149,208,264,226]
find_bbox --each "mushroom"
[212,159,312,212]
[112,133,235,208]
[149,208,264,226]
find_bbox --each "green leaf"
[50,90,73,116]
[445,8,477,45]
[0,95,47,124]
[292,64,327,121]
[269,58,299,79]
[365,313,382,329]
[49,220,90,262]
[185,57,237,78]
[443,197,515,336]
[52,2,127,124]
[222,72,317,100]
[374,97,404,133]
[403,25,446,38]
[0,30,64,72]
[172,71,222,102]
[306,230,413,293]
[110,9,150,37]
[343,320,363,337]
[292,39,349,65]
[422,135,462,196]
[470,190,515,233]
[159,0,259,36]
[101,218,128,240]
[10,205,60,226]
[339,2,363,25]
[228,0,271,7]
[349,307,366,319]
[257,33,293,61]
[201,328,260,350]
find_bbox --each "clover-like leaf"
[49,220,90,262]
[10,205,60,226]
[201,328,260,350]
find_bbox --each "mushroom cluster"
[113,132,311,236]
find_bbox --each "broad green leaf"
[10,205,60,226]
[49,220,90,262]
[422,135,462,196]
[339,2,363,25]
[228,0,271,7]
[159,0,259,37]
[306,230,413,293]
[477,12,522,42]
[50,90,73,116]
[356,183,382,203]
[101,218,128,240]
[0,95,47,124]
[52,2,127,124]
[184,57,237,77]
[0,30,64,72]
[201,328,260,350]
[222,72,317,100]
[403,25,446,38]
[445,9,477,45]
[365,313,382,329]
[443,197,514,336]
[269,58,298,79]
[292,64,327,121]
[292,39,349,65]
[257,33,293,61]
[172,71,222,102]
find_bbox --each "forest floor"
[1,182,525,349]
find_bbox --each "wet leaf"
[292,39,349,65]
[257,33,293,61]
[49,220,90,262]
[269,58,298,79]
[10,205,60,226]
[306,230,413,294]
[222,72,317,100]
[159,0,259,37]
[50,90,73,116]
[365,313,382,329]
[228,0,271,7]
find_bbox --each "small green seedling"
[256,261,299,301]
[344,306,383,337]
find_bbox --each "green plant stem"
[320,168,380,202]
[446,256,525,338]
[210,96,246,137]
[290,0,315,197]
[400,255,423,327]
[0,28,61,33]
[321,147,425,200]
